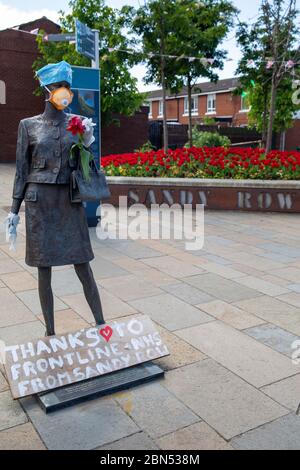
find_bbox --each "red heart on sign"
[99,326,113,342]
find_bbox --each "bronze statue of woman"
[6,61,105,336]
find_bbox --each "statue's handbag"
[70,158,111,203]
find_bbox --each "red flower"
[67,116,86,135]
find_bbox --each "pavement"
[1,163,300,450]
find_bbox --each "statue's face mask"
[44,85,74,110]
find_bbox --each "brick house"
[146,77,300,150]
[146,77,250,127]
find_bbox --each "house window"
[184,96,198,115]
[158,99,163,117]
[207,93,216,113]
[148,101,152,117]
[241,95,250,112]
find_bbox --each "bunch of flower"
[67,116,96,181]
[101,147,300,180]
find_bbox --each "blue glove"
[82,118,96,147]
[5,212,20,251]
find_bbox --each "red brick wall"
[0,19,60,163]
[101,106,150,156]
[0,19,150,163]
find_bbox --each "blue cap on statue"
[35,60,73,86]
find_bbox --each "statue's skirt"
[24,182,95,267]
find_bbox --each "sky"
[1,0,299,92]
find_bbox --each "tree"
[166,0,237,147]
[236,0,300,151]
[126,0,182,152]
[128,0,236,150]
[33,0,146,127]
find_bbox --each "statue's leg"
[38,266,55,336]
[74,262,105,325]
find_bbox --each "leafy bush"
[185,127,231,148]
[134,140,155,153]
[202,116,216,125]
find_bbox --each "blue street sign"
[69,65,101,227]
[75,19,96,61]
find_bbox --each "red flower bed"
[101,147,300,180]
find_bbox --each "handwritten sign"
[3,315,169,399]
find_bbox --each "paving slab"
[92,245,125,261]
[171,251,210,267]
[229,263,267,278]
[258,273,291,287]
[163,360,288,440]
[257,243,300,259]
[0,287,36,328]
[61,289,137,322]
[157,422,233,450]
[107,240,163,260]
[132,268,178,287]
[90,256,130,280]
[214,251,284,271]
[129,293,214,331]
[0,370,8,392]
[231,414,300,450]
[199,262,248,280]
[258,252,296,264]
[161,283,216,305]
[205,235,236,247]
[233,275,289,297]
[199,300,265,330]
[0,320,45,345]
[138,239,181,255]
[98,274,163,302]
[276,292,300,309]
[37,308,89,334]
[0,258,23,275]
[21,395,139,450]
[261,374,300,412]
[287,284,300,293]
[113,382,199,439]
[184,273,261,303]
[244,323,300,357]
[97,432,159,450]
[141,256,205,279]
[16,289,68,316]
[0,422,46,450]
[152,323,206,370]
[0,271,37,292]
[235,296,300,336]
[31,268,85,297]
[111,256,155,273]
[176,321,298,388]
[0,242,26,260]
[0,390,28,432]
[111,257,176,286]
[271,267,300,283]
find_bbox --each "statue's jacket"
[11,111,95,267]
[12,111,80,202]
